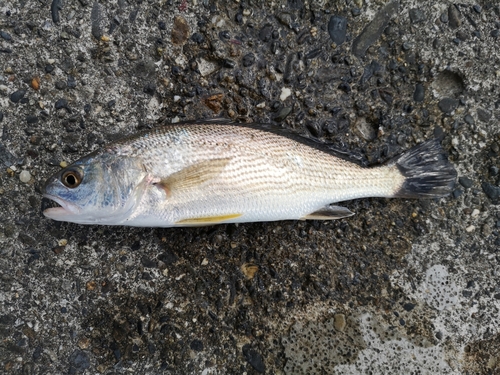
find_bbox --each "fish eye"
[61,169,83,188]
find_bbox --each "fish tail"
[390,139,457,198]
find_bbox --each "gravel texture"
[1,0,500,374]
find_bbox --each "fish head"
[42,153,148,225]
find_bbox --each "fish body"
[42,122,457,227]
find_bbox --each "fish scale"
[42,122,457,227]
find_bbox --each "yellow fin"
[176,213,242,225]
[156,158,231,195]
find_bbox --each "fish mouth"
[42,194,82,219]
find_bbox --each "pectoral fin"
[176,213,242,225]
[155,158,231,196]
[302,205,354,220]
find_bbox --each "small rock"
[465,225,475,232]
[477,107,491,122]
[191,32,204,44]
[280,87,291,101]
[67,75,77,88]
[259,24,273,42]
[19,170,31,183]
[458,177,473,189]
[409,9,426,24]
[352,1,399,57]
[10,89,26,103]
[413,83,424,102]
[242,53,255,67]
[0,31,12,41]
[242,345,265,373]
[328,15,347,45]
[190,340,204,352]
[55,80,66,90]
[197,58,218,77]
[273,107,292,122]
[448,4,461,29]
[489,166,499,176]
[438,97,458,113]
[464,114,474,125]
[333,313,346,332]
[55,98,69,110]
[171,16,190,45]
[45,64,55,73]
[403,302,415,311]
[68,350,90,371]
[482,182,500,201]
[26,115,39,124]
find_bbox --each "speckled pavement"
[1,0,499,374]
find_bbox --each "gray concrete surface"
[1,0,499,374]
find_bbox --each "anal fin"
[302,205,354,220]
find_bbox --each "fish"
[42,121,457,227]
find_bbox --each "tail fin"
[390,139,457,198]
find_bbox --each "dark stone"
[242,344,265,373]
[51,0,63,24]
[490,166,499,176]
[491,29,499,38]
[0,31,12,41]
[0,143,17,166]
[438,97,458,113]
[191,32,204,44]
[54,98,69,110]
[259,24,273,42]
[190,339,204,351]
[409,9,426,24]
[273,107,292,122]
[448,4,461,29]
[141,256,157,268]
[33,346,42,360]
[464,114,474,125]
[352,1,399,57]
[55,80,66,90]
[26,115,38,124]
[45,64,54,73]
[91,2,106,39]
[171,66,181,75]
[143,83,156,95]
[402,302,415,311]
[477,107,491,122]
[436,331,443,340]
[158,249,178,265]
[482,182,500,201]
[351,8,361,17]
[67,75,77,88]
[413,83,424,102]
[328,15,347,45]
[452,189,463,199]
[242,53,255,67]
[473,5,481,13]
[10,89,26,103]
[462,290,472,297]
[158,21,166,30]
[458,177,473,189]
[68,350,90,371]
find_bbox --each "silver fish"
[42,122,457,227]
